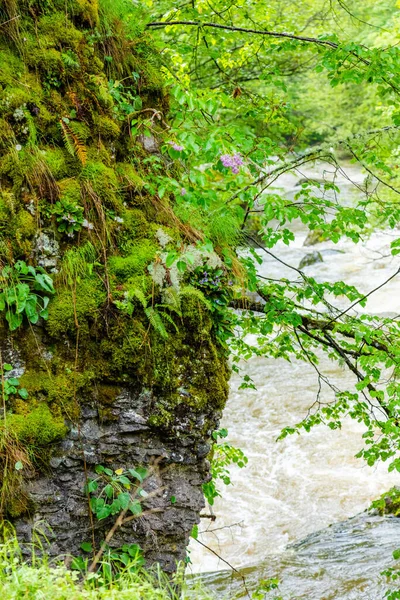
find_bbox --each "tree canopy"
[138,0,400,471]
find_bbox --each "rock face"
[13,390,217,572]
[0,0,231,570]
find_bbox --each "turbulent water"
[188,162,400,598]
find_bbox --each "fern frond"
[156,303,182,318]
[59,120,87,165]
[158,311,179,334]
[129,287,147,309]
[179,285,212,310]
[144,306,168,339]
[162,286,181,312]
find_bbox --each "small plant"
[108,78,142,119]
[114,288,173,340]
[80,463,164,576]
[1,363,28,403]
[0,260,55,331]
[252,578,282,600]
[86,465,148,521]
[74,541,145,578]
[202,428,248,506]
[52,199,84,236]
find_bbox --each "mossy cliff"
[0,0,231,569]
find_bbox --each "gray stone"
[299,251,323,269]
[33,231,60,271]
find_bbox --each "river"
[188,161,400,598]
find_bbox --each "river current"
[188,162,400,598]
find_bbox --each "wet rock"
[33,232,60,271]
[299,251,323,269]
[13,386,217,573]
[138,133,159,153]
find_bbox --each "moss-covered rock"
[0,0,230,558]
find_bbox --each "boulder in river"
[299,251,323,269]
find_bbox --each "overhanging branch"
[147,21,339,48]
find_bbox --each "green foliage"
[203,429,248,506]
[1,363,28,402]
[52,198,84,235]
[0,537,216,599]
[0,261,54,331]
[86,465,148,521]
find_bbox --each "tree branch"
[146,21,339,48]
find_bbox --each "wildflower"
[220,152,244,174]
[180,187,187,196]
[15,144,22,151]
[82,219,94,230]
[63,214,76,223]
[114,216,124,224]
[168,141,184,152]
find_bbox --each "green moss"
[37,13,84,48]
[58,178,82,204]
[92,115,121,139]
[109,239,157,281]
[0,0,230,515]
[80,161,120,207]
[19,367,94,420]
[47,278,106,338]
[10,210,36,254]
[6,405,67,447]
[99,318,148,377]
[42,148,69,179]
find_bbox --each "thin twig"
[194,538,251,599]
[0,15,20,27]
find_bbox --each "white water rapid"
[189,161,400,599]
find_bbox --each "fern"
[179,285,212,310]
[158,311,179,334]
[162,287,181,313]
[144,307,168,339]
[129,287,147,309]
[59,119,87,165]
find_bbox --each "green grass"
[0,537,215,600]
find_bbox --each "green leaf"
[170,496,177,504]
[87,480,98,493]
[15,461,23,471]
[3,364,13,371]
[96,506,112,520]
[80,542,93,553]
[128,468,144,482]
[117,476,131,485]
[118,492,131,509]
[129,501,142,515]
[191,524,198,539]
[104,484,114,499]
[18,388,29,400]
[6,311,23,331]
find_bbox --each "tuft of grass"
[0,536,217,600]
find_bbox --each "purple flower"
[168,141,184,152]
[220,152,244,174]
[180,187,187,196]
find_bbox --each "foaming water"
[196,514,400,599]
[189,162,400,595]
